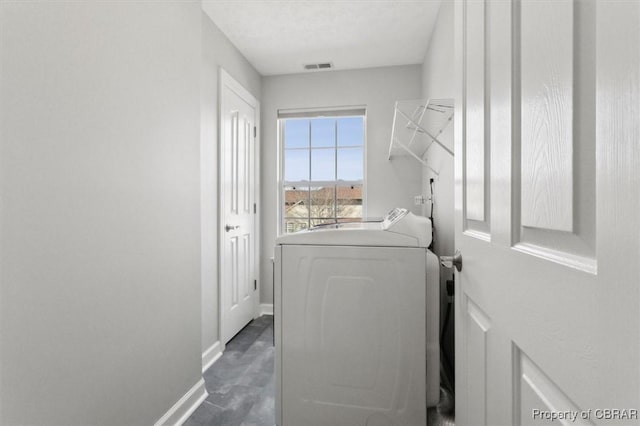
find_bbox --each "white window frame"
[277,107,367,236]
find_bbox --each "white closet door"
[220,70,259,343]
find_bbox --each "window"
[279,111,365,234]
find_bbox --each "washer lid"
[276,209,432,247]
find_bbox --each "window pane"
[337,117,363,147]
[311,118,335,147]
[337,147,364,181]
[311,148,335,181]
[310,186,335,219]
[337,185,363,219]
[284,119,309,148]
[284,185,309,215]
[281,115,365,235]
[284,149,309,181]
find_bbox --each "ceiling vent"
[303,62,333,71]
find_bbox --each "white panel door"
[454,2,639,426]
[220,70,259,343]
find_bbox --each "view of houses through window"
[281,113,365,233]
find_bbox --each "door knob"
[225,225,240,232]
[440,250,462,272]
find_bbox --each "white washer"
[274,208,439,426]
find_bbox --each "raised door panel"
[243,118,251,214]
[514,347,593,426]
[241,233,251,301]
[513,0,596,273]
[465,298,491,426]
[520,0,574,232]
[230,111,239,214]
[465,0,486,223]
[464,0,491,238]
[229,236,238,309]
[238,114,252,215]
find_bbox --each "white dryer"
[274,208,439,426]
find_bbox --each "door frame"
[218,68,261,346]
[453,1,467,420]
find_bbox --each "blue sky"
[284,117,364,182]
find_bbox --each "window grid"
[281,115,364,233]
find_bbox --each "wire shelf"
[388,98,454,175]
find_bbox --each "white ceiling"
[202,0,443,76]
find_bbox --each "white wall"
[1,3,202,424]
[422,0,454,259]
[260,65,423,304]
[200,11,261,366]
[420,0,455,383]
[422,0,454,274]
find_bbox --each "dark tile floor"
[185,314,455,426]
[185,315,275,426]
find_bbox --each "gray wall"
[422,0,454,276]
[200,11,261,362]
[260,65,423,305]
[420,0,455,383]
[1,2,202,425]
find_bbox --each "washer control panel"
[382,208,409,229]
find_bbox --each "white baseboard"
[202,341,223,373]
[259,303,273,316]
[154,378,208,426]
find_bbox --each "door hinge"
[254,126,257,138]
[254,203,257,214]
[254,279,257,291]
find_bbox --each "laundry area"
[1,1,639,426]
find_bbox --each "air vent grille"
[303,62,333,71]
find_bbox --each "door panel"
[465,297,490,426]
[220,70,258,343]
[455,1,640,425]
[465,0,487,224]
[231,110,239,214]
[464,0,491,238]
[514,0,597,271]
[514,347,591,426]
[519,0,574,232]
